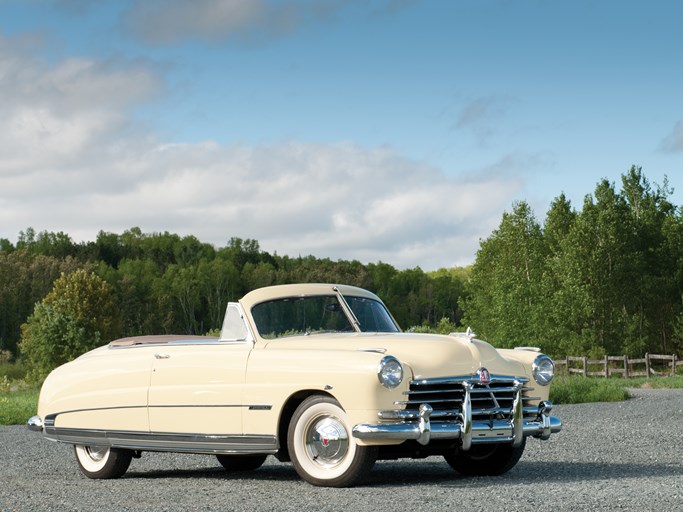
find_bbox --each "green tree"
[549,171,678,356]
[0,238,14,253]
[465,167,681,358]
[99,259,166,337]
[95,230,125,268]
[0,250,84,355]
[538,194,579,352]
[463,201,548,348]
[19,269,121,380]
[32,230,77,259]
[198,258,241,330]
[620,167,678,354]
[427,267,470,326]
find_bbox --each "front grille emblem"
[477,367,491,384]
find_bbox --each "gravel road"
[2,388,682,512]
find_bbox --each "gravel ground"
[1,388,682,512]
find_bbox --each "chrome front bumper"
[352,401,562,450]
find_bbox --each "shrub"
[19,270,120,381]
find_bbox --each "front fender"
[498,348,552,402]
[242,348,411,437]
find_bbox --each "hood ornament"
[465,327,476,342]
[477,367,491,384]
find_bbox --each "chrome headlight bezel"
[532,354,555,386]
[377,355,403,389]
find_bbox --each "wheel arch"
[275,389,335,462]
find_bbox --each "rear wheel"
[74,445,132,479]
[288,395,377,487]
[216,454,267,471]
[444,438,526,476]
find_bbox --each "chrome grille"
[398,375,538,420]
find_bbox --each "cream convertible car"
[29,284,561,487]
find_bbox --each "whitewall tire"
[287,395,377,487]
[74,445,133,479]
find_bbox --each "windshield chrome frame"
[333,286,362,333]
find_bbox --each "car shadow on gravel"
[121,458,683,487]
[366,460,683,487]
[124,465,300,482]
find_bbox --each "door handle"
[154,353,170,359]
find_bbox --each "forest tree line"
[0,228,468,359]
[1,166,682,363]
[464,167,683,357]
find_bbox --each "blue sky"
[1,0,682,270]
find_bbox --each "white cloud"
[2,136,521,268]
[0,34,163,175]
[0,31,522,270]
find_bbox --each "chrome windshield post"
[332,286,361,332]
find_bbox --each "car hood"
[262,332,526,380]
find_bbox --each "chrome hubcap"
[85,446,109,462]
[305,415,349,467]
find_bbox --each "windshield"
[251,294,399,339]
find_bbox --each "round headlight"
[532,354,555,386]
[377,356,403,389]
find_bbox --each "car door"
[148,304,253,435]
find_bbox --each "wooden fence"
[554,353,682,378]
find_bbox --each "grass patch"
[550,375,630,404]
[0,361,27,381]
[0,361,39,425]
[625,375,683,389]
[0,387,39,425]
[550,374,683,404]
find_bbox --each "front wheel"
[288,395,377,487]
[444,437,526,476]
[74,445,133,479]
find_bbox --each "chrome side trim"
[109,336,254,350]
[44,403,264,418]
[42,427,279,455]
[358,348,387,354]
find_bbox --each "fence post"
[673,354,677,377]
[564,353,680,379]
[624,355,629,379]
